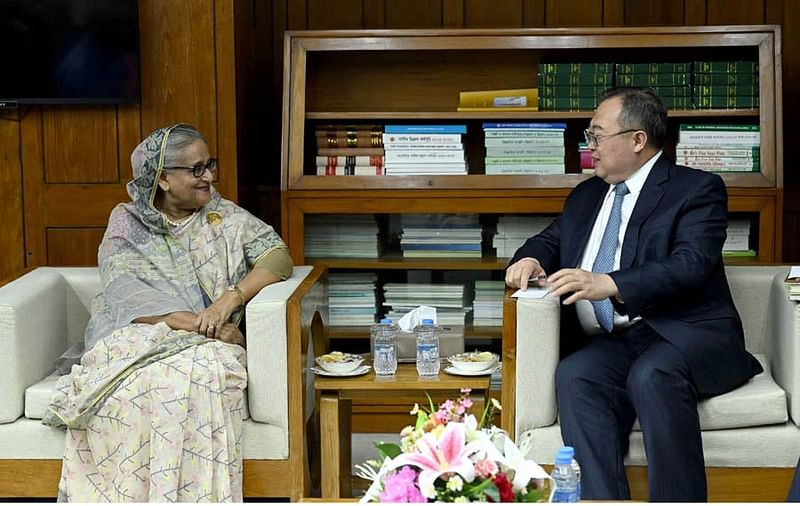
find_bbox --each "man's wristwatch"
[227,284,245,307]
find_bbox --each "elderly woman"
[44,124,292,502]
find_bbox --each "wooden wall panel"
[138,0,218,150]
[706,0,765,24]
[0,118,24,280]
[464,0,523,27]
[623,0,685,26]
[685,0,707,24]
[306,0,363,28]
[522,0,546,27]
[46,229,105,266]
[385,0,442,28]
[42,106,118,184]
[545,0,603,26]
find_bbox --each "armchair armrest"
[0,268,70,423]
[245,266,326,428]
[502,291,560,440]
[767,273,800,426]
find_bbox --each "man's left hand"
[547,268,619,305]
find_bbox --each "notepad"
[511,287,550,299]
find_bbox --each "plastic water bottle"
[415,318,440,377]
[550,446,579,503]
[571,453,582,501]
[372,318,397,375]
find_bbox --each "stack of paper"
[329,272,377,326]
[304,215,379,258]
[383,283,469,326]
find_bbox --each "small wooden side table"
[314,363,492,498]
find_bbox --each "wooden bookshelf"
[281,26,783,340]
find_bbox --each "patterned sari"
[44,125,287,502]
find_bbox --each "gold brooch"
[206,212,222,225]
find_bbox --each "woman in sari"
[44,124,293,502]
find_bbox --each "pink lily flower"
[389,422,482,498]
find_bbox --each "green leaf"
[425,391,436,413]
[374,442,402,459]
[482,484,500,502]
[462,478,493,495]
[414,411,428,431]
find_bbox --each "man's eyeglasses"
[164,158,218,178]
[583,129,639,147]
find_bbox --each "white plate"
[310,364,372,377]
[444,363,502,376]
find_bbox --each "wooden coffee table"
[314,363,492,498]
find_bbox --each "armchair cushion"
[631,354,787,431]
[24,371,62,420]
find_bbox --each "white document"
[511,287,550,299]
[789,266,800,279]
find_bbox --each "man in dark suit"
[505,87,762,501]
[789,458,800,501]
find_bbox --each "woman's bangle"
[227,284,246,308]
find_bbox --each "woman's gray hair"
[163,124,207,166]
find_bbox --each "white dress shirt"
[575,151,662,335]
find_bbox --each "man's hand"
[505,257,547,291]
[548,268,619,304]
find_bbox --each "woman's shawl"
[84,124,286,353]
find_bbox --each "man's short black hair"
[597,87,668,149]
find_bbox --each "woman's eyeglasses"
[164,158,218,178]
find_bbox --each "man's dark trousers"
[555,321,706,501]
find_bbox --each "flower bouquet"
[356,389,550,502]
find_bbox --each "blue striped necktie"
[591,182,629,333]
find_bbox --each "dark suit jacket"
[510,154,762,397]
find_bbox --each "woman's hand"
[196,292,240,339]
[216,323,245,346]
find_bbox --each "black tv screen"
[0,0,140,105]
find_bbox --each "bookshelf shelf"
[308,256,509,271]
[306,109,760,120]
[328,325,503,340]
[282,27,783,344]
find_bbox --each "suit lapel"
[566,179,608,268]
[620,156,670,269]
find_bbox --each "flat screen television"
[0,0,140,105]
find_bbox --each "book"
[615,62,690,74]
[539,62,614,74]
[537,84,607,98]
[384,143,464,150]
[484,136,565,146]
[538,73,613,86]
[677,157,759,170]
[693,61,758,73]
[316,137,381,149]
[538,96,597,110]
[457,106,538,112]
[316,166,385,176]
[315,155,384,166]
[675,147,760,158]
[616,73,690,86]
[382,133,463,144]
[384,150,465,163]
[694,73,758,85]
[482,122,567,130]
[692,95,759,109]
[384,124,466,134]
[692,84,759,97]
[485,156,564,165]
[485,146,565,157]
[485,164,565,174]
[680,124,760,131]
[458,88,538,108]
[317,147,385,156]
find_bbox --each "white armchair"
[502,265,800,501]
[0,265,327,500]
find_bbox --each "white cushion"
[520,421,800,468]
[24,372,63,420]
[629,354,787,431]
[0,417,288,460]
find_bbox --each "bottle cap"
[555,446,574,464]
[380,318,393,324]
[421,318,434,325]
